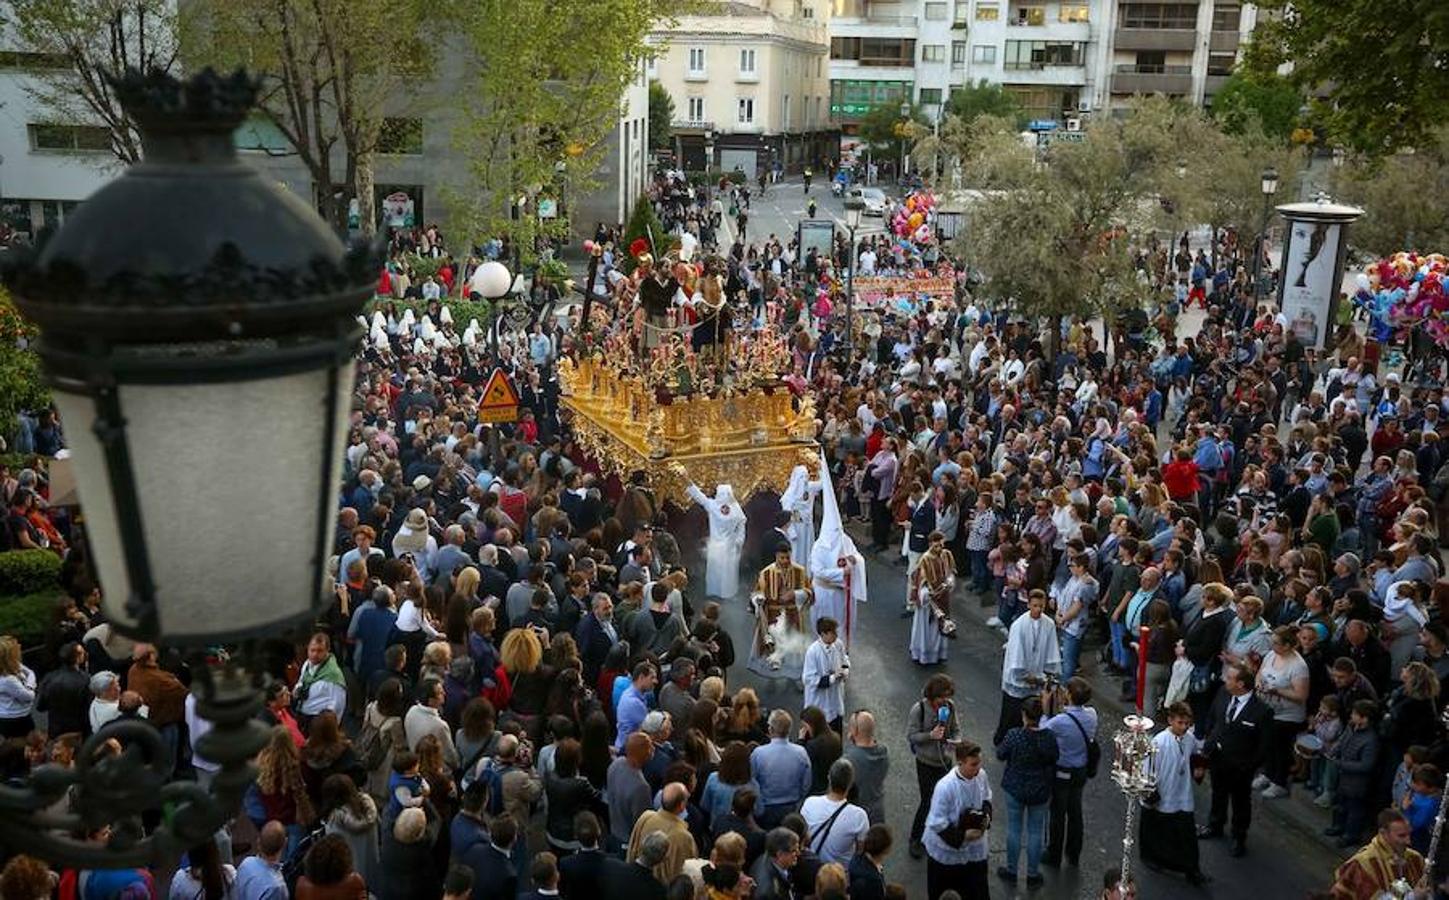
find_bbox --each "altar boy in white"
[802,617,850,731]
[809,452,868,645]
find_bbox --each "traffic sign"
[478,367,521,424]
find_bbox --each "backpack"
[357,713,399,771]
[1066,711,1101,778]
[459,755,506,817]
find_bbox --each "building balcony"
[1112,65,1193,95]
[1112,28,1196,52]
[1002,63,1088,85]
[832,13,917,27]
[1209,30,1241,52]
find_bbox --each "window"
[952,41,968,65]
[687,96,706,122]
[687,47,706,76]
[1120,3,1199,29]
[377,118,423,154]
[0,51,69,70]
[954,2,971,24]
[1058,4,1090,22]
[1011,5,1045,25]
[783,95,791,126]
[1212,3,1241,31]
[925,2,948,19]
[802,4,814,17]
[831,37,917,67]
[1003,40,1085,68]
[28,124,110,152]
[919,88,943,105]
[972,44,997,63]
[739,48,757,76]
[1133,50,1167,72]
[922,44,946,63]
[976,2,999,20]
[1207,51,1236,76]
[737,97,755,125]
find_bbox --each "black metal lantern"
[5,68,376,643]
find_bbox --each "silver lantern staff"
[1417,709,1449,895]
[1112,714,1159,894]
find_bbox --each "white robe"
[781,472,822,574]
[1001,613,1061,698]
[1151,728,1201,814]
[687,483,747,599]
[809,451,868,647]
[802,639,849,722]
[809,547,853,636]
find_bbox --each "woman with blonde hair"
[0,635,36,739]
[502,627,553,725]
[719,688,767,745]
[1222,596,1271,669]
[256,725,317,851]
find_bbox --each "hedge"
[0,591,56,646]
[0,549,62,595]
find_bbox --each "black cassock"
[637,274,678,350]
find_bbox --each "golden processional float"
[558,304,820,507]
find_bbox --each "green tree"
[620,194,666,273]
[856,102,926,155]
[8,0,178,165]
[1186,121,1304,270]
[1334,131,1449,256]
[954,98,1198,356]
[0,290,49,447]
[183,0,439,234]
[649,81,675,152]
[1210,69,1303,143]
[1254,0,1449,155]
[944,80,1022,128]
[447,0,674,259]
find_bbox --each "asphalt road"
[690,523,1340,900]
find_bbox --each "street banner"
[853,274,955,307]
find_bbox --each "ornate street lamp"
[1112,714,1159,894]
[1253,166,1280,308]
[843,196,864,366]
[470,260,513,352]
[0,68,376,868]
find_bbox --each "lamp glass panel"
[113,361,353,641]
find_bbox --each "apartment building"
[826,0,1257,138]
[648,0,837,175]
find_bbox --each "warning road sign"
[477,367,521,424]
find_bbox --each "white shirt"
[185,693,220,774]
[293,659,349,718]
[799,795,870,865]
[1002,613,1061,698]
[923,767,993,865]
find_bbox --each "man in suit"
[1197,663,1271,857]
[903,487,939,616]
[601,830,669,900]
[559,812,618,899]
[750,827,802,900]
[575,593,620,686]
[847,824,891,900]
[463,812,519,900]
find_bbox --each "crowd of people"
[1,167,1447,900]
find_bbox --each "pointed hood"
[811,450,867,610]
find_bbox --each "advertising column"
[1274,198,1364,351]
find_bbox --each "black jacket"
[1203,691,1272,772]
[600,860,666,900]
[847,853,887,900]
[462,842,517,900]
[36,666,92,737]
[908,501,938,553]
[559,849,614,899]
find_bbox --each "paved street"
[725,176,891,248]
[681,519,1339,899]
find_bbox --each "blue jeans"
[1003,793,1049,877]
[1060,631,1082,681]
[998,586,1018,625]
[970,549,990,593]
[1110,619,1131,669]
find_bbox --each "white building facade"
[827,0,1257,140]
[649,0,837,176]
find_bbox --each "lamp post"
[1253,166,1280,309]
[470,259,512,355]
[1112,714,1160,895]
[844,196,864,366]
[898,101,911,181]
[0,69,376,870]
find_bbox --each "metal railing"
[1114,64,1192,74]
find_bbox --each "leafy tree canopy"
[945,80,1022,128]
[1254,0,1449,155]
[649,81,675,151]
[1210,69,1303,143]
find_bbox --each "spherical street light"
[470,260,513,299]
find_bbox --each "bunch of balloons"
[1353,252,1449,346]
[891,191,938,245]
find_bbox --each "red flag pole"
[1136,625,1150,715]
